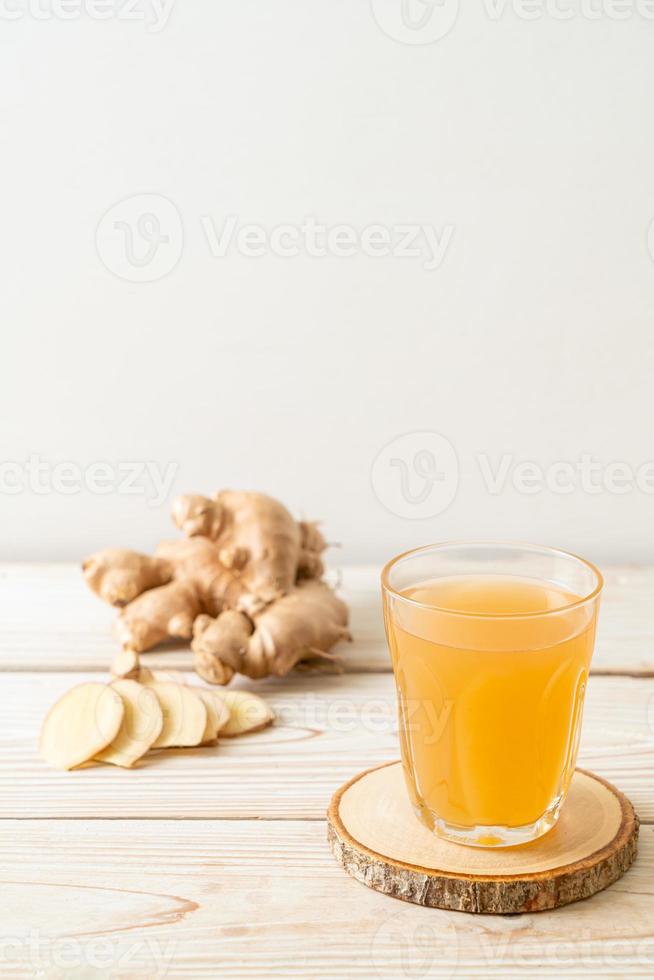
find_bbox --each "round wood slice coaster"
[327,761,639,914]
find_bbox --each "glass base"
[414,796,563,848]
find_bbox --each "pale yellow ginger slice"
[40,683,124,770]
[217,690,274,737]
[94,680,164,768]
[194,688,231,744]
[110,648,140,679]
[144,680,207,748]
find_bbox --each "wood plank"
[1,562,653,675]
[0,818,651,978]
[0,563,382,674]
[2,671,652,821]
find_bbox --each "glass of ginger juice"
[382,542,603,847]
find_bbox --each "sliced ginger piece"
[144,680,207,748]
[217,690,274,737]
[132,670,223,745]
[94,679,163,768]
[40,683,124,770]
[111,648,140,679]
[194,688,231,743]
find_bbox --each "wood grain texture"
[0,819,651,978]
[1,562,653,977]
[1,562,654,674]
[4,671,653,820]
[0,564,379,673]
[328,763,639,913]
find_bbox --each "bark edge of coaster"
[327,761,639,914]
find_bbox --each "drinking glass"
[382,542,603,847]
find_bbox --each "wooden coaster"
[327,762,639,914]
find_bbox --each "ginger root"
[82,489,349,685]
[155,537,262,617]
[192,610,253,685]
[172,491,303,604]
[83,549,171,607]
[297,521,327,579]
[192,581,350,685]
[116,580,201,652]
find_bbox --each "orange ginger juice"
[385,576,597,832]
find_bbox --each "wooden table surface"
[1,562,653,978]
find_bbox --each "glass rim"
[381,540,604,620]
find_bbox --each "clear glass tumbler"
[382,542,603,847]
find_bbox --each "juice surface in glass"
[384,561,601,846]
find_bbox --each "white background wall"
[1,0,653,564]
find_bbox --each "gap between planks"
[3,664,653,678]
[1,814,652,825]
[0,663,390,675]
[0,815,330,822]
